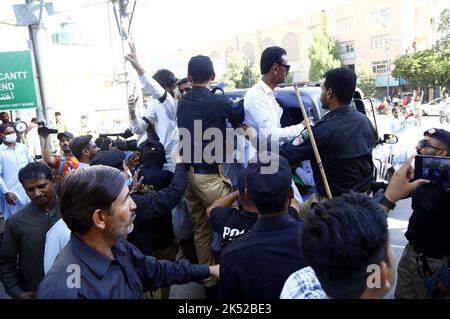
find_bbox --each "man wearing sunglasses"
[243,47,308,205]
[395,128,450,299]
[244,46,308,152]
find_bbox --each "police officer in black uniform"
[395,128,450,299]
[176,55,244,288]
[279,67,377,215]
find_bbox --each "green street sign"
[0,50,38,111]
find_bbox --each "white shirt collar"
[257,79,275,96]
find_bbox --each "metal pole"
[387,44,390,98]
[293,84,333,200]
[26,0,55,152]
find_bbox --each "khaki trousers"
[395,244,450,299]
[185,165,232,286]
[298,192,330,219]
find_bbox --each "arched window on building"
[262,38,275,51]
[210,51,220,60]
[283,33,299,60]
[242,42,255,64]
[225,47,234,66]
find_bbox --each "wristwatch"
[379,194,396,210]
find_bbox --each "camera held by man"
[37,121,58,138]
[98,128,138,152]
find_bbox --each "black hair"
[31,118,38,123]
[188,55,214,83]
[260,46,287,75]
[55,112,61,116]
[69,135,93,160]
[153,69,178,89]
[177,77,190,86]
[299,192,389,299]
[19,162,53,185]
[324,67,357,105]
[59,166,125,235]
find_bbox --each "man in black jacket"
[0,162,60,299]
[127,141,186,299]
[280,68,377,216]
[177,55,244,286]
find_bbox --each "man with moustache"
[395,128,450,299]
[42,130,79,179]
[36,165,219,299]
[0,162,60,299]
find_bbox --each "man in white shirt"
[126,42,180,172]
[244,46,307,202]
[125,43,196,260]
[244,46,307,147]
[0,124,34,220]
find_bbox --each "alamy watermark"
[178,120,280,174]
[366,264,381,289]
[66,264,81,289]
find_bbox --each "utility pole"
[110,0,136,99]
[26,0,54,128]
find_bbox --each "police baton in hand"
[293,84,333,200]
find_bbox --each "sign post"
[0,50,38,111]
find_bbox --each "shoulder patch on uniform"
[292,129,310,146]
[292,135,304,146]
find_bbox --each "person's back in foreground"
[281,192,395,299]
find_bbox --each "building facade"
[178,0,447,97]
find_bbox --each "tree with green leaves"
[308,32,342,81]
[356,64,376,97]
[392,8,450,90]
[221,53,259,89]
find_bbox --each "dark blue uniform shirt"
[280,105,377,197]
[36,234,209,299]
[177,86,244,166]
[406,183,450,257]
[128,163,186,254]
[220,213,306,299]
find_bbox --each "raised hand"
[384,154,429,203]
[125,41,145,76]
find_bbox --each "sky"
[0,0,355,75]
[1,0,356,53]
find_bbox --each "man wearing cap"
[126,42,180,172]
[127,141,186,299]
[176,55,244,288]
[42,130,79,179]
[220,152,306,298]
[395,128,450,299]
[206,169,301,251]
[0,124,34,220]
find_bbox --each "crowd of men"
[0,43,449,299]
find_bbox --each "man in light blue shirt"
[43,218,70,274]
[0,124,34,220]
